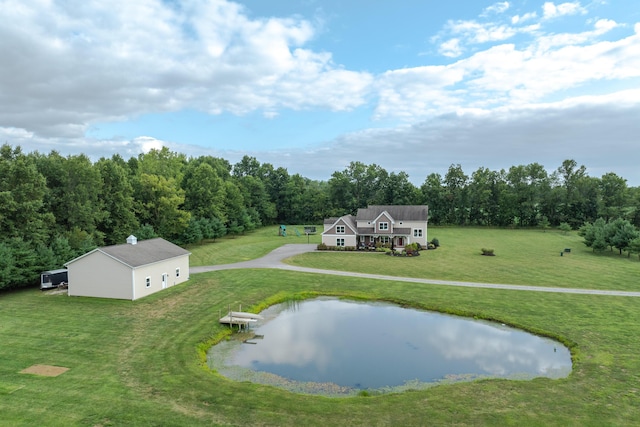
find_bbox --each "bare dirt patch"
[43,288,68,296]
[20,364,69,377]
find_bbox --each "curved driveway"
[190,244,640,297]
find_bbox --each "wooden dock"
[219,310,264,330]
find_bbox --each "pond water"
[207,298,571,396]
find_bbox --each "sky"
[2,0,640,185]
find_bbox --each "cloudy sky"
[2,0,640,185]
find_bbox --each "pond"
[207,298,572,396]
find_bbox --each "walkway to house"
[189,244,640,297]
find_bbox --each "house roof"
[65,238,191,269]
[356,226,412,235]
[322,215,357,235]
[341,215,357,231]
[356,205,428,221]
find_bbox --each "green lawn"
[188,225,323,266]
[1,227,639,426]
[286,227,640,291]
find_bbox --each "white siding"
[68,252,190,301]
[67,251,133,299]
[132,255,190,300]
[403,220,428,247]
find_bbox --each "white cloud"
[1,0,639,188]
[439,38,463,57]
[0,0,372,140]
[482,2,511,17]
[511,12,538,25]
[374,65,466,120]
[593,18,619,33]
[272,90,640,185]
[542,1,587,20]
[136,136,166,154]
[446,20,518,44]
[377,19,640,122]
[11,90,639,186]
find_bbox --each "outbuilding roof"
[65,237,190,269]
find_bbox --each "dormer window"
[379,222,389,231]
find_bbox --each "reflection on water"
[207,298,572,396]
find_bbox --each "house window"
[380,236,390,244]
[413,229,423,237]
[336,238,345,247]
[176,268,180,278]
[336,225,345,234]
[379,222,389,231]
[145,276,151,288]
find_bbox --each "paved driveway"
[190,244,640,297]
[189,244,318,273]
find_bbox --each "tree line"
[1,143,639,290]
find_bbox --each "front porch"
[357,235,410,251]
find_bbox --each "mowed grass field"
[1,226,639,426]
[286,226,640,291]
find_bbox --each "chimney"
[126,235,138,245]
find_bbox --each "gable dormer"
[373,211,394,234]
[322,215,357,235]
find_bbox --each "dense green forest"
[1,143,639,290]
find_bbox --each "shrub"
[481,248,495,256]
[430,238,440,247]
[405,242,420,253]
[316,244,357,252]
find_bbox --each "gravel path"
[190,244,640,297]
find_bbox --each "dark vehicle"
[40,269,68,290]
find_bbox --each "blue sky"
[2,0,640,185]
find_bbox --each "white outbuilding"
[65,235,191,300]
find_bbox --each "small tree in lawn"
[607,218,639,255]
[628,237,640,260]
[559,222,572,234]
[581,218,607,252]
[592,233,608,252]
[581,218,605,249]
[539,216,550,232]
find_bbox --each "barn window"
[176,268,180,278]
[145,276,151,288]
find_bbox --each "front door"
[397,237,404,247]
[161,273,167,289]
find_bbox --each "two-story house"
[322,205,429,249]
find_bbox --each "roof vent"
[126,235,137,245]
